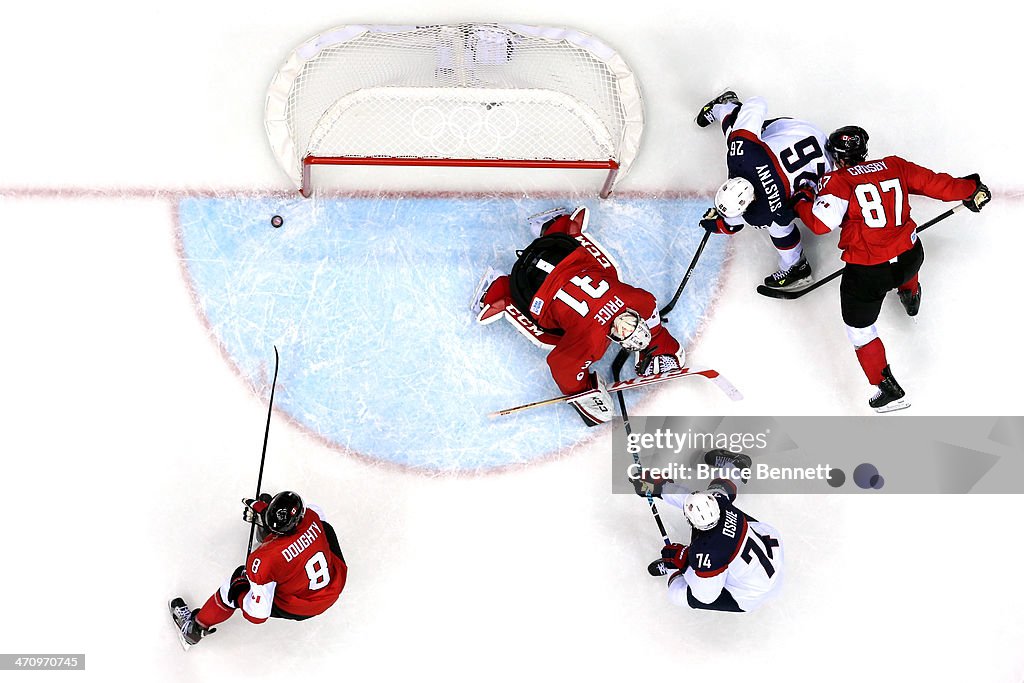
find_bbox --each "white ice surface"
[2,1,1023,682]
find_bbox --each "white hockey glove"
[635,350,683,377]
[566,372,614,427]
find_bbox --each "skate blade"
[767,274,814,291]
[874,397,911,414]
[168,599,193,652]
[470,266,499,314]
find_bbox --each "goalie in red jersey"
[791,126,992,412]
[169,491,348,650]
[473,207,683,426]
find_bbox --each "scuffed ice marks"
[177,195,726,471]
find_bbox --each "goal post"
[265,23,644,198]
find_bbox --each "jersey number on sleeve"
[740,533,780,578]
[854,180,905,228]
[553,276,610,316]
[305,551,331,590]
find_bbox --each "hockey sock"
[855,338,888,385]
[898,273,919,293]
[195,590,236,628]
[770,226,803,270]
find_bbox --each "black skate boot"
[898,283,922,316]
[763,256,812,289]
[703,449,753,483]
[868,365,911,413]
[695,90,740,128]
[648,559,673,576]
[169,598,216,651]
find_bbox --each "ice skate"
[169,598,215,651]
[695,90,739,128]
[898,283,922,317]
[763,256,812,290]
[868,365,911,413]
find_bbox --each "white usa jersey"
[721,97,834,229]
[664,491,784,611]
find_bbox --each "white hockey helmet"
[714,177,756,218]
[608,308,652,352]
[683,491,721,530]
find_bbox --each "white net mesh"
[265,24,644,194]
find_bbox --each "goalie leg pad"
[528,206,569,237]
[474,271,511,325]
[567,372,614,427]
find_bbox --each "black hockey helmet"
[508,233,580,320]
[826,125,869,166]
[264,491,305,536]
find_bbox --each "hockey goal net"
[265,24,644,198]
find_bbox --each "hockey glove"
[962,173,991,212]
[635,352,681,377]
[660,543,689,570]
[787,184,816,209]
[227,565,251,605]
[699,207,742,235]
[242,493,272,524]
[630,469,672,498]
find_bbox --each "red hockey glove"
[788,184,815,209]
[227,565,251,605]
[700,207,743,235]
[699,207,741,234]
[660,543,689,569]
[962,173,991,212]
[242,493,272,524]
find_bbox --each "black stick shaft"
[246,345,280,558]
[660,230,712,317]
[756,205,962,300]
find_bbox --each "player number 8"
[305,550,331,590]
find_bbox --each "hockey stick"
[246,345,279,558]
[755,203,966,300]
[659,230,713,318]
[488,367,739,418]
[613,346,672,545]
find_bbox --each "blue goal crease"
[176,196,726,472]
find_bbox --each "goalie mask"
[608,308,652,352]
[715,177,756,219]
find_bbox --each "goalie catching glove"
[635,350,682,377]
[567,372,614,427]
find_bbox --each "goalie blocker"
[474,207,684,426]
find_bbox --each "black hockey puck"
[271,215,284,228]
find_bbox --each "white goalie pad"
[567,373,614,426]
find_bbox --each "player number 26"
[554,276,610,316]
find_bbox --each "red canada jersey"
[529,239,679,394]
[243,506,347,621]
[795,155,976,265]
